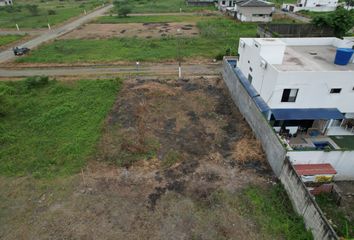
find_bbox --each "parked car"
[13,47,30,56]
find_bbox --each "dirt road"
[0,4,113,65]
[0,63,221,78]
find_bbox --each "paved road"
[0,4,113,65]
[0,63,221,78]
[275,9,311,23]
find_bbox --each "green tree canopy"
[312,7,354,38]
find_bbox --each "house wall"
[0,0,13,6]
[237,38,354,113]
[236,6,273,22]
[268,71,354,113]
[288,150,354,180]
[282,3,337,12]
[298,0,338,8]
[217,0,235,10]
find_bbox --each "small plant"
[24,76,50,89]
[162,149,181,168]
[48,9,56,15]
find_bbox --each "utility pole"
[177,28,182,79]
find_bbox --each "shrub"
[48,9,56,15]
[24,76,50,89]
[114,0,132,17]
[25,4,39,16]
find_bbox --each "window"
[249,67,253,72]
[222,0,226,5]
[248,74,253,83]
[281,89,298,102]
[330,88,341,94]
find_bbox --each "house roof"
[294,164,337,176]
[236,0,274,7]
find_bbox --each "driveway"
[0,4,113,65]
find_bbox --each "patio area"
[284,132,341,150]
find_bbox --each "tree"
[312,7,354,38]
[113,0,132,17]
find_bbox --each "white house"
[282,0,338,12]
[217,0,237,11]
[233,0,274,22]
[237,37,354,135]
[233,37,354,180]
[0,0,13,6]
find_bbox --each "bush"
[25,4,39,16]
[118,5,132,17]
[114,0,132,17]
[24,76,50,89]
[48,9,56,15]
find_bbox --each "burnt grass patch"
[97,77,267,209]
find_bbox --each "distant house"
[233,0,275,22]
[0,0,13,6]
[282,0,338,12]
[217,0,237,11]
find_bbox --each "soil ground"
[0,77,275,240]
[60,22,199,40]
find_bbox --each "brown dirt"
[60,22,199,40]
[0,77,274,240]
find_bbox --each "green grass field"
[112,0,215,13]
[0,78,121,178]
[0,35,24,47]
[17,17,257,63]
[241,184,313,239]
[0,0,108,29]
[95,15,210,24]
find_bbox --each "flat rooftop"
[273,45,354,72]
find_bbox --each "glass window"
[330,88,341,94]
[281,89,298,102]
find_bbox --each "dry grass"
[231,138,265,164]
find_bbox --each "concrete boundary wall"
[222,58,286,176]
[222,58,338,240]
[280,159,338,239]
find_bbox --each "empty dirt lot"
[0,77,276,240]
[61,23,199,39]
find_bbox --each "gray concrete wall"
[280,159,338,240]
[222,58,338,240]
[222,58,286,176]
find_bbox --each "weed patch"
[241,184,313,239]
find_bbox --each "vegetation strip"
[16,18,257,63]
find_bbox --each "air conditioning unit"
[240,40,245,48]
[260,59,267,69]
